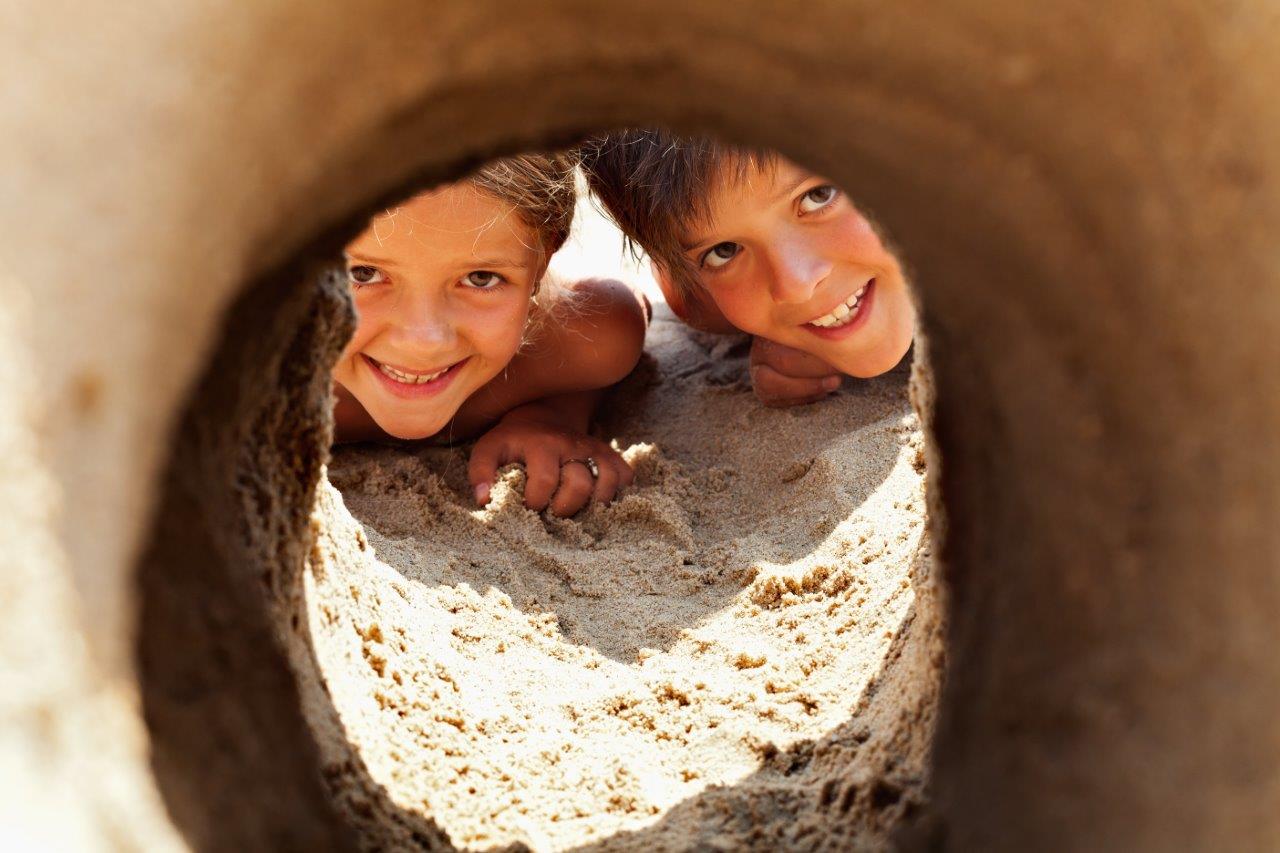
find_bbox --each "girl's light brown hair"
[577,128,774,299]
[469,151,578,265]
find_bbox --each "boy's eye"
[701,242,740,270]
[799,185,840,213]
[347,265,385,286]
[464,270,504,288]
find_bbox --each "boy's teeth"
[378,362,448,384]
[809,288,867,328]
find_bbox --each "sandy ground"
[283,182,943,850]
[298,307,942,850]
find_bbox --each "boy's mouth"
[362,354,468,397]
[803,279,874,334]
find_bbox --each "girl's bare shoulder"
[527,276,648,387]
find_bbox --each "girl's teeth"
[378,362,447,384]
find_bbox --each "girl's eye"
[701,242,740,270]
[347,265,384,286]
[464,270,504,289]
[799,184,840,214]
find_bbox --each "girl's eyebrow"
[344,250,401,267]
[471,257,532,270]
[345,250,532,271]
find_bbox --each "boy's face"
[333,184,543,439]
[667,157,915,378]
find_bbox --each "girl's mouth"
[362,354,468,398]
[802,279,875,341]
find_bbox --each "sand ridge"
[299,309,942,851]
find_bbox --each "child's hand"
[749,337,843,407]
[468,418,635,518]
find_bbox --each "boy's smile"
[801,276,874,338]
[672,158,915,378]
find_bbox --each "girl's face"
[675,157,915,377]
[333,183,543,440]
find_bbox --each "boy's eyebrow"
[680,172,814,253]
[681,233,710,253]
[771,173,811,204]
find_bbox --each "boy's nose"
[768,240,833,305]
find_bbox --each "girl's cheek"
[336,294,392,374]
[464,298,529,361]
[340,305,377,359]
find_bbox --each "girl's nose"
[390,290,456,353]
[768,238,833,305]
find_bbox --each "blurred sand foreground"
[11,3,1275,849]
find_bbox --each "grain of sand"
[299,309,943,851]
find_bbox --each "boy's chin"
[826,335,914,379]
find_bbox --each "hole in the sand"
[288,131,945,851]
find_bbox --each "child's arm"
[749,338,844,407]
[657,266,843,407]
[656,262,842,406]
[467,390,634,517]
[464,277,647,516]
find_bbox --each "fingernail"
[474,483,490,505]
[824,377,841,391]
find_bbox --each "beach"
[295,307,942,850]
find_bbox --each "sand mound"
[296,309,943,851]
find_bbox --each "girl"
[332,153,647,517]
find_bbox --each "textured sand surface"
[301,310,942,851]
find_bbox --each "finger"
[751,364,841,406]
[591,457,620,504]
[614,452,636,488]
[603,447,635,489]
[550,461,594,517]
[467,438,509,506]
[751,337,839,379]
[522,447,562,511]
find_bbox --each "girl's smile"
[333,184,543,440]
[361,353,470,398]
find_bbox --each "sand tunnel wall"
[2,1,1278,850]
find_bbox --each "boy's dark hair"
[578,128,774,299]
[470,151,578,261]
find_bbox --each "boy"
[580,129,916,406]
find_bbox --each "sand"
[297,309,943,851]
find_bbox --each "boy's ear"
[652,261,738,335]
[651,262,685,315]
